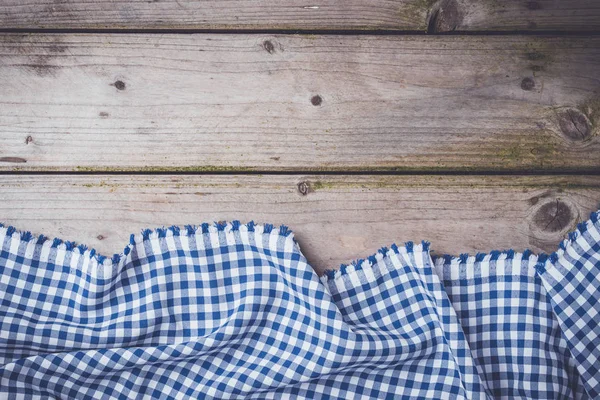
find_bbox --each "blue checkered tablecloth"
[1,209,599,399]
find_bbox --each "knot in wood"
[427,0,463,33]
[0,157,27,163]
[263,40,275,54]
[557,108,592,141]
[533,200,573,233]
[526,1,542,10]
[526,51,545,61]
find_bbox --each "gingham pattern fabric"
[1,209,599,399]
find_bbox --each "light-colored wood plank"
[1,174,598,274]
[0,34,599,172]
[0,0,598,32]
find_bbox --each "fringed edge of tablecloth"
[0,220,295,269]
[321,207,600,284]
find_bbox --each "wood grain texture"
[0,34,599,172]
[0,0,598,32]
[1,174,598,274]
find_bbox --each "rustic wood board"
[1,174,598,274]
[0,0,598,32]
[0,34,599,172]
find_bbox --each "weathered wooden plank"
[1,174,598,274]
[0,0,598,32]
[0,34,599,172]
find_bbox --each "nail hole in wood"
[114,80,126,90]
[521,77,535,91]
[311,95,322,106]
[297,181,310,196]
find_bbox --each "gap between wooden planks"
[0,34,598,172]
[1,174,598,274]
[0,0,599,32]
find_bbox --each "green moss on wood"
[402,0,439,31]
[304,175,600,192]
[74,165,256,173]
[579,96,600,132]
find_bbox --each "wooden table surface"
[1,1,599,274]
